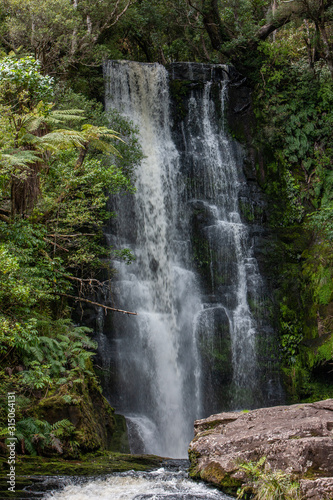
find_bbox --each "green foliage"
[237,458,302,500]
[255,37,333,220]
[21,362,52,390]
[0,0,136,75]
[279,303,304,364]
[0,55,54,108]
[252,24,333,403]
[0,53,140,457]
[220,0,268,55]
[302,243,333,307]
[315,334,333,365]
[15,417,78,456]
[116,0,204,63]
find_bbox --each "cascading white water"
[177,70,261,408]
[44,468,234,500]
[102,61,282,457]
[104,61,202,458]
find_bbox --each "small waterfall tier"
[101,60,283,458]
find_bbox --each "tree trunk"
[318,20,333,76]
[201,0,231,49]
[257,15,292,40]
[303,19,315,71]
[11,165,40,217]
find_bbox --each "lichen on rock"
[189,399,333,499]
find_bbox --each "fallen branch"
[56,292,137,315]
[62,274,106,286]
[47,233,95,238]
[233,101,251,114]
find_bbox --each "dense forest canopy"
[0,0,332,457]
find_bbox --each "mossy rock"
[169,79,191,120]
[0,453,164,498]
[191,461,242,496]
[0,453,163,477]
[37,379,127,455]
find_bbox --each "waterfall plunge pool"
[21,462,235,499]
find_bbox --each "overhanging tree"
[0,0,137,75]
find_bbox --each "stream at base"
[39,463,234,500]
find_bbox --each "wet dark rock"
[167,62,283,411]
[149,257,159,273]
[168,62,228,82]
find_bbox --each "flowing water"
[101,60,282,458]
[42,468,234,500]
[177,74,259,409]
[103,61,202,458]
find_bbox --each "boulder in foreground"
[189,399,333,499]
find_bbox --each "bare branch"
[62,274,106,286]
[109,0,136,28]
[0,35,18,53]
[201,35,211,61]
[257,15,292,40]
[47,233,95,238]
[187,0,204,16]
[57,292,138,315]
[43,237,69,252]
[108,0,122,21]
[95,0,136,40]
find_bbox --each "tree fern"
[80,124,124,156]
[35,129,85,151]
[0,150,41,170]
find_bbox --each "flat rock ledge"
[188,399,333,499]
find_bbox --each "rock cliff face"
[189,399,333,499]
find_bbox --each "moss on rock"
[0,453,164,498]
[37,381,117,454]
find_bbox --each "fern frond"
[51,419,72,431]
[0,150,40,168]
[40,336,60,350]
[28,346,44,362]
[24,439,37,456]
[36,130,85,151]
[50,109,85,123]
[81,123,122,138]
[80,124,124,157]
[26,116,46,132]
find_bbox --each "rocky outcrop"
[300,478,333,499]
[37,376,129,455]
[189,399,333,499]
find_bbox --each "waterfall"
[102,60,283,458]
